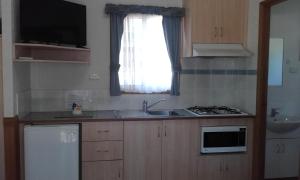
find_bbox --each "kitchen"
[0,0,294,180]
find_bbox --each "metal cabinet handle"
[158,127,161,138]
[280,144,285,153]
[97,130,110,133]
[220,27,224,37]
[96,150,109,153]
[214,27,218,38]
[164,126,167,137]
[219,162,223,172]
[275,144,280,153]
[225,164,229,171]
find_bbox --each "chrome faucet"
[271,108,280,117]
[142,99,167,112]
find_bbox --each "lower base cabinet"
[124,120,199,180]
[81,122,124,180]
[82,160,123,180]
[265,138,300,179]
[197,154,251,180]
[124,121,162,180]
[81,118,253,180]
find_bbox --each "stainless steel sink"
[147,110,180,116]
[54,115,93,119]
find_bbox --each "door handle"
[214,27,218,38]
[275,144,280,153]
[219,162,223,172]
[225,163,229,171]
[97,130,110,133]
[220,27,224,37]
[158,126,161,138]
[96,150,109,153]
[280,144,285,153]
[164,125,167,137]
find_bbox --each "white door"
[24,125,79,180]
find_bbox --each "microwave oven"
[201,126,247,154]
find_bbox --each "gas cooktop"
[186,106,248,116]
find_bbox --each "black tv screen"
[20,0,86,47]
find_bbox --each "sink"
[55,115,93,119]
[267,115,300,133]
[118,109,186,118]
[147,110,180,116]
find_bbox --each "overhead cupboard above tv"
[20,0,86,47]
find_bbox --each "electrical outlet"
[89,73,100,80]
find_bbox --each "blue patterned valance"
[105,4,185,17]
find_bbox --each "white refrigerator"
[24,124,79,180]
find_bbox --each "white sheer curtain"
[119,14,172,93]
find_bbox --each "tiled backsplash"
[23,74,257,114]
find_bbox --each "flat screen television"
[20,0,86,47]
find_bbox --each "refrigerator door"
[24,124,79,180]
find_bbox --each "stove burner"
[187,106,243,115]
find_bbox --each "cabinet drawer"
[82,122,123,141]
[82,141,123,161]
[83,160,123,180]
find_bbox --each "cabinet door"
[82,160,123,180]
[223,154,250,180]
[124,121,162,180]
[162,120,199,180]
[192,0,219,43]
[279,139,300,178]
[265,139,300,178]
[265,139,284,178]
[219,0,247,43]
[197,155,223,180]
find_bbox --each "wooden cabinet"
[124,119,253,180]
[183,0,248,56]
[265,138,300,179]
[191,0,219,44]
[83,161,123,180]
[197,155,223,180]
[223,154,251,180]
[197,118,253,180]
[218,0,247,44]
[82,121,123,141]
[124,120,200,180]
[82,121,124,180]
[198,154,250,180]
[124,121,162,180]
[162,120,199,180]
[82,141,123,161]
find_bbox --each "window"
[118,14,172,93]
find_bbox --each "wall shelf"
[14,43,90,64]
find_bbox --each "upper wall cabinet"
[183,0,249,56]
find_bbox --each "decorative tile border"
[181,69,257,75]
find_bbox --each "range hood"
[192,44,252,57]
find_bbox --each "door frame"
[254,0,288,179]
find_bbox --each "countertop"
[19,109,255,124]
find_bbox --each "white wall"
[8,0,262,116]
[268,0,300,116]
[2,0,15,117]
